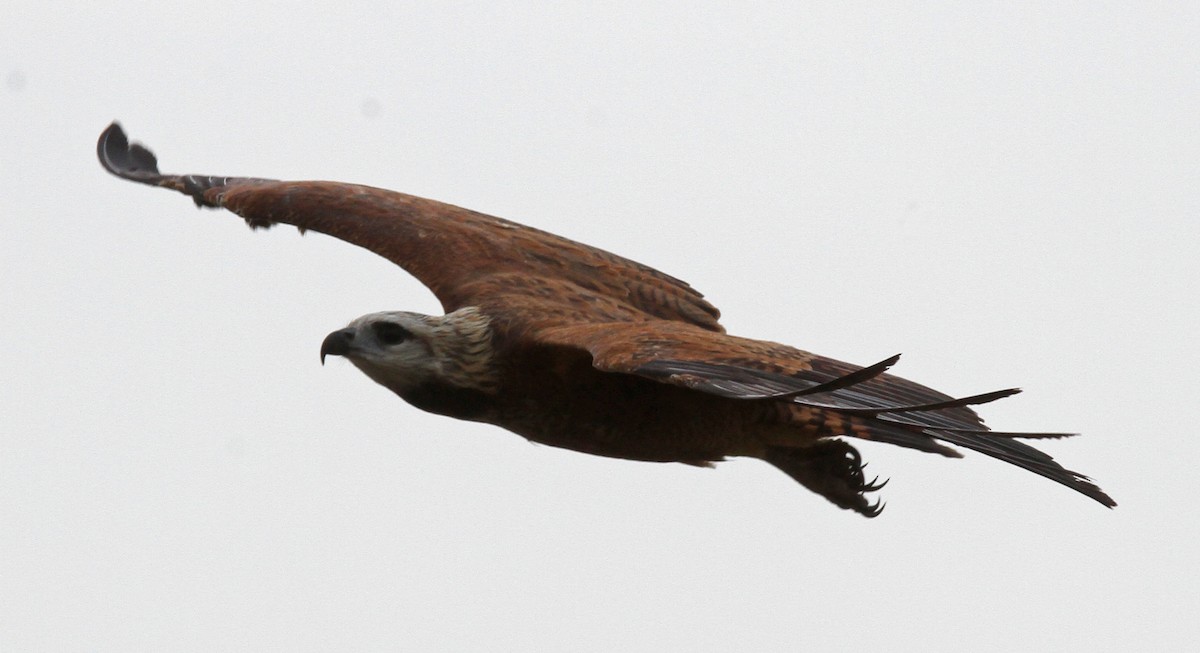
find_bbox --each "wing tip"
[97,121,163,183]
[775,353,903,400]
[927,427,1117,509]
[1074,474,1118,508]
[98,122,241,208]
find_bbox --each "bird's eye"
[372,322,412,346]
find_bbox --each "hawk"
[97,122,1114,516]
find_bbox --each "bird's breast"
[397,381,498,422]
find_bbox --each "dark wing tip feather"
[774,354,902,399]
[931,428,1079,440]
[805,387,1023,417]
[632,354,905,401]
[98,122,263,208]
[98,122,163,183]
[926,428,1117,508]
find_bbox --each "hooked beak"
[320,328,357,365]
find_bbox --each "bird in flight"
[97,122,1114,516]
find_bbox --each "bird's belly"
[492,376,762,464]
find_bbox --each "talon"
[864,476,890,492]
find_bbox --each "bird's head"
[319,307,499,396]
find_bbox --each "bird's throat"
[396,380,496,422]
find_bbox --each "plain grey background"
[3,2,1196,651]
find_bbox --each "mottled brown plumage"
[98,122,1115,516]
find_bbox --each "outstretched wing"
[97,122,722,331]
[534,319,1116,508]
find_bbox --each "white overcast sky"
[2,2,1197,651]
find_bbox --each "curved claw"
[864,499,886,518]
